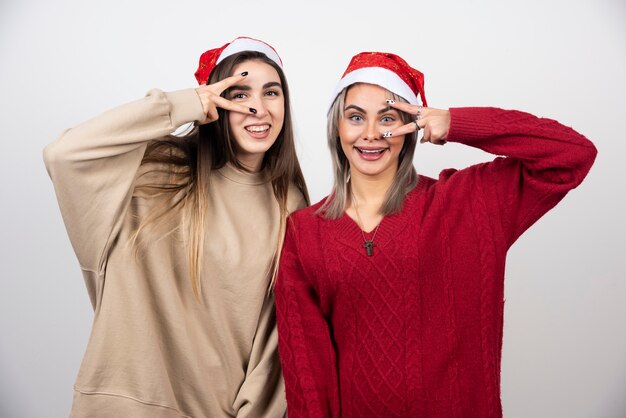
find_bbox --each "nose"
[364,120,380,141]
[248,95,268,118]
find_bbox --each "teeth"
[246,125,270,133]
[358,148,385,154]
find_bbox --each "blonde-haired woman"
[275,51,596,417]
[44,37,308,417]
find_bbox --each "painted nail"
[241,71,248,76]
[383,131,393,138]
[249,108,257,114]
[386,99,396,104]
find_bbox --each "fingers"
[382,114,447,146]
[386,99,423,117]
[204,72,256,114]
[205,105,219,124]
[207,72,248,95]
[386,101,447,140]
[386,120,423,138]
[419,123,447,145]
[384,99,432,141]
[212,95,255,115]
[419,127,447,145]
[195,72,255,124]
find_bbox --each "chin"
[351,167,382,177]
[351,160,392,177]
[237,137,276,155]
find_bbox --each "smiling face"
[338,83,406,180]
[227,59,285,171]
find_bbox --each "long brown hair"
[318,85,418,219]
[132,51,309,297]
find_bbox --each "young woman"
[275,52,596,417]
[44,37,308,418]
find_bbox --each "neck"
[349,168,396,211]
[236,155,263,173]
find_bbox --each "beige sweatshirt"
[43,88,305,417]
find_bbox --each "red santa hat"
[194,37,283,85]
[329,51,427,112]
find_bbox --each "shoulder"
[410,171,474,206]
[425,160,501,189]
[416,161,507,208]
[287,197,331,232]
[284,198,329,255]
[286,183,309,214]
[290,197,327,222]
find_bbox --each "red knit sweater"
[275,107,597,418]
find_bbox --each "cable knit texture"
[275,107,596,417]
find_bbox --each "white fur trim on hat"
[328,67,421,113]
[218,38,283,68]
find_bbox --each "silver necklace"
[351,193,381,257]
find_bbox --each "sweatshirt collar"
[216,162,269,185]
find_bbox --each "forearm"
[446,107,597,186]
[44,88,203,174]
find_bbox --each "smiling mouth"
[355,146,388,155]
[245,124,270,133]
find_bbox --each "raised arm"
[445,107,597,244]
[388,103,597,246]
[43,88,205,305]
[275,219,340,418]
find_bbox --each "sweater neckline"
[216,162,269,185]
[328,177,427,256]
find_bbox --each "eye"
[230,92,247,100]
[348,114,364,122]
[381,115,396,123]
[265,89,281,97]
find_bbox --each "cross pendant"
[363,240,376,257]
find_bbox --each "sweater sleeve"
[275,218,340,418]
[43,89,205,306]
[445,107,597,246]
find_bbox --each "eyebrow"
[229,81,283,91]
[344,104,365,113]
[263,81,282,89]
[344,104,398,115]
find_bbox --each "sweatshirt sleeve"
[275,218,340,418]
[445,107,597,246]
[43,89,205,305]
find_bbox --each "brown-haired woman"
[44,37,308,417]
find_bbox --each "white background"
[1,0,624,416]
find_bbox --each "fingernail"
[383,131,392,138]
[386,99,395,104]
[241,71,248,76]
[249,108,257,114]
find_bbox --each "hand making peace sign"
[385,100,451,146]
[194,72,257,124]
